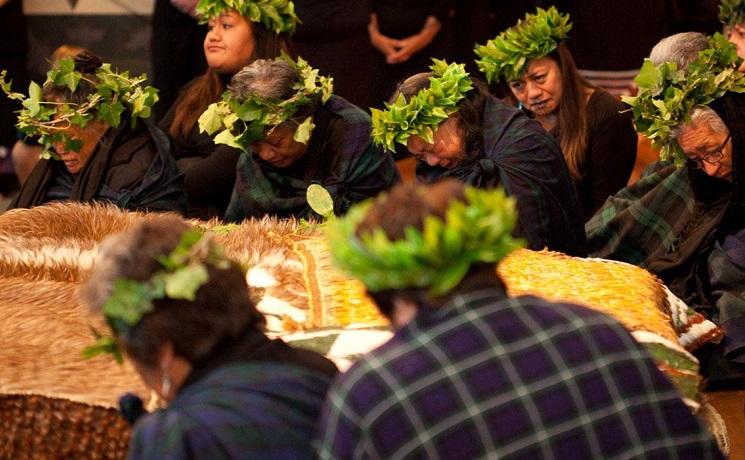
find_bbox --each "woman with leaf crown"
[371,58,587,256]
[1,51,186,213]
[721,0,745,70]
[475,6,637,221]
[160,0,296,219]
[81,216,338,459]
[587,33,745,388]
[200,55,399,221]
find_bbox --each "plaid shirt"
[316,287,722,459]
[127,362,333,460]
[585,162,731,306]
[417,96,587,256]
[225,95,399,221]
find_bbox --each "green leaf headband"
[198,54,333,152]
[83,229,231,363]
[474,6,571,83]
[370,59,473,153]
[621,33,745,166]
[0,57,158,160]
[719,0,745,26]
[325,186,525,296]
[196,0,299,35]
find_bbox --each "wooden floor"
[707,390,745,459]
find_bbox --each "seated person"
[371,59,586,256]
[201,56,399,221]
[160,0,296,219]
[3,52,186,213]
[475,7,637,220]
[586,35,745,387]
[317,179,722,459]
[81,216,338,458]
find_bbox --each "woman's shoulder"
[587,88,629,119]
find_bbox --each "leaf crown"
[0,55,158,160]
[198,54,333,152]
[195,0,299,35]
[474,6,571,83]
[83,229,231,363]
[719,0,745,26]
[621,33,745,166]
[370,59,473,153]
[325,186,525,296]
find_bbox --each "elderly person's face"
[678,121,733,181]
[406,117,466,169]
[52,120,108,174]
[727,24,745,71]
[204,10,254,74]
[508,57,563,117]
[252,123,309,168]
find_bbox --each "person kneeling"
[317,179,721,459]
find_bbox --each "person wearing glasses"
[586,36,745,388]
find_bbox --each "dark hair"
[42,50,101,105]
[391,75,490,161]
[549,44,593,180]
[354,179,494,318]
[169,22,292,139]
[81,216,266,369]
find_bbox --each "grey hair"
[671,106,729,142]
[390,72,431,104]
[228,58,297,102]
[649,32,709,70]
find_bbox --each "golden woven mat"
[498,249,678,343]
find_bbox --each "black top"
[372,0,451,38]
[573,89,637,220]
[159,81,239,220]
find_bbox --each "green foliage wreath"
[622,33,745,165]
[198,54,333,152]
[370,59,473,153]
[196,0,298,35]
[325,186,524,296]
[474,6,571,83]
[0,57,158,160]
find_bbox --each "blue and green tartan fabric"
[224,95,399,221]
[316,287,722,459]
[586,162,729,270]
[127,362,333,459]
[417,95,587,256]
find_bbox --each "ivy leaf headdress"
[196,0,299,35]
[370,59,473,153]
[325,186,525,296]
[474,6,571,83]
[719,0,745,26]
[198,54,333,152]
[0,56,158,160]
[621,33,745,165]
[83,229,231,363]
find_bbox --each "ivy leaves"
[474,6,571,83]
[719,0,745,26]
[622,33,745,165]
[307,183,334,219]
[0,57,159,160]
[199,55,333,152]
[371,59,473,153]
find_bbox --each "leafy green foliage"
[82,327,123,364]
[370,59,473,153]
[719,0,745,26]
[474,6,571,83]
[621,33,745,165]
[195,0,299,35]
[0,57,159,160]
[83,229,233,364]
[325,186,525,296]
[198,54,333,152]
[306,183,334,219]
